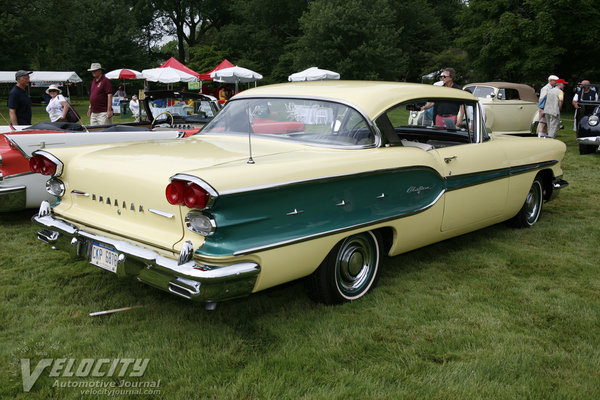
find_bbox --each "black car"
[575,84,600,155]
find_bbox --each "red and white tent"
[159,57,200,78]
[105,68,143,80]
[198,59,235,81]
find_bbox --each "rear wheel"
[306,231,381,305]
[509,177,543,228]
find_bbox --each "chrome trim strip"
[71,190,89,196]
[0,185,26,193]
[445,160,559,192]
[232,189,445,256]
[219,165,440,196]
[148,208,174,218]
[31,149,64,176]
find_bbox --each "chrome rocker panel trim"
[33,202,260,303]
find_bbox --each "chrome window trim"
[206,95,382,148]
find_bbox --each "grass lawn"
[1,116,599,399]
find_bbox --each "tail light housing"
[165,176,217,210]
[30,152,62,176]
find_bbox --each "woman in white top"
[45,84,69,122]
[129,94,140,122]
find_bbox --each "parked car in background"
[32,81,567,308]
[1,91,221,212]
[464,82,539,135]
[143,90,221,130]
[575,84,600,154]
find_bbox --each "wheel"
[509,177,543,228]
[306,231,381,305]
[151,111,174,128]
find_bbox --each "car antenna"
[246,103,255,164]
[0,111,16,131]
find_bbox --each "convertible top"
[465,82,538,102]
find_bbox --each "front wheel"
[509,177,544,228]
[306,231,381,305]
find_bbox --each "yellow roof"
[234,80,477,119]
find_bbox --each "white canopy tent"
[0,71,83,84]
[288,67,340,82]
[141,67,197,84]
[0,70,82,98]
[210,66,263,91]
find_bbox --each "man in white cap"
[537,74,558,136]
[545,78,568,138]
[87,62,113,125]
[8,70,33,125]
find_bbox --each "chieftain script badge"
[406,186,432,195]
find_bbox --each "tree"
[208,0,308,83]
[149,0,229,63]
[456,0,600,85]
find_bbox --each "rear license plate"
[90,242,119,273]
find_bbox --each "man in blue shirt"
[8,70,33,125]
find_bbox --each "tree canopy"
[2,0,599,89]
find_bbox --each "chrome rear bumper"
[33,201,260,304]
[0,185,26,212]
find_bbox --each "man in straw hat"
[87,62,113,125]
[8,70,33,125]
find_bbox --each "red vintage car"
[1,91,221,212]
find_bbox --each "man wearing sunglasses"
[421,68,463,127]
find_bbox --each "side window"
[471,86,495,99]
[504,88,520,100]
[376,99,479,148]
[497,89,505,100]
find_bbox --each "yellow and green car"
[33,81,568,308]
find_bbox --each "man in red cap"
[544,78,568,138]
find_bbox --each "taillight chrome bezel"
[166,174,218,210]
[30,150,63,176]
[185,211,217,236]
[46,177,65,197]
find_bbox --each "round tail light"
[184,184,210,209]
[166,180,186,205]
[30,155,57,176]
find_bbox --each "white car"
[463,82,540,135]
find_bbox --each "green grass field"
[1,116,599,399]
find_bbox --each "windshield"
[145,92,220,124]
[200,98,376,147]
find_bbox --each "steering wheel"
[151,111,174,129]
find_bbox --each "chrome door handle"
[444,156,457,163]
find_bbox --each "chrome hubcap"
[525,182,542,223]
[337,235,375,293]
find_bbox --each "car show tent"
[198,59,235,81]
[0,70,83,98]
[288,67,340,81]
[159,57,201,78]
[210,65,263,92]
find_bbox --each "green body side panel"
[198,166,444,257]
[195,160,558,257]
